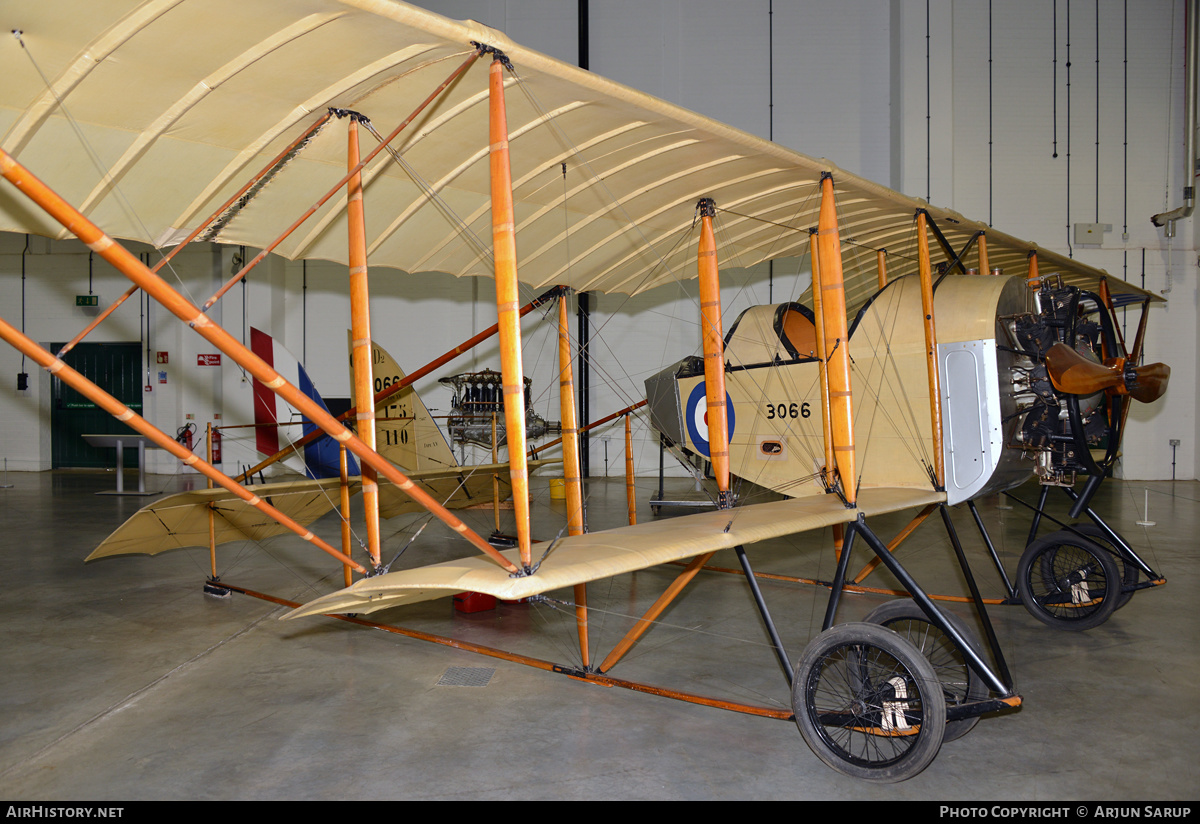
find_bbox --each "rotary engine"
[1006,279,1111,487]
[439,368,559,448]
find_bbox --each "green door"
[50,342,144,468]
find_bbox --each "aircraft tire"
[861,600,987,742]
[1016,531,1121,631]
[1065,524,1138,609]
[792,622,945,782]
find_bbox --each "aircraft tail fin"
[250,327,357,480]
[349,333,459,471]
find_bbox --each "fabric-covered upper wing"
[0,0,1156,305]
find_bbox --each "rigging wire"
[359,119,494,268]
[11,31,201,307]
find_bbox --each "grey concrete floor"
[0,470,1196,800]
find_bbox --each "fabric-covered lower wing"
[86,478,353,560]
[283,486,945,619]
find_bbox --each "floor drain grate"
[437,666,496,687]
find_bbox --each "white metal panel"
[939,339,1001,505]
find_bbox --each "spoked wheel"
[792,623,946,782]
[1067,524,1139,609]
[1016,531,1122,630]
[862,601,987,742]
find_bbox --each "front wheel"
[1068,524,1139,609]
[792,623,946,782]
[1017,531,1121,631]
[862,600,988,742]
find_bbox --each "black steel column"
[576,0,591,478]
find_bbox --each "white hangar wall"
[0,0,1193,482]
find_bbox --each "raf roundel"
[685,381,736,458]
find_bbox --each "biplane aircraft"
[0,0,1171,781]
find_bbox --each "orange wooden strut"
[491,413,501,530]
[977,232,990,276]
[851,503,938,583]
[1097,278,1127,356]
[234,289,560,483]
[915,210,945,489]
[557,296,585,538]
[346,116,382,568]
[57,112,336,359]
[0,148,516,574]
[488,56,533,569]
[0,314,368,574]
[557,294,589,667]
[531,399,646,458]
[696,198,732,507]
[226,582,797,719]
[808,230,836,489]
[815,174,856,505]
[339,445,354,588]
[624,413,636,526]
[203,50,482,311]
[598,551,716,674]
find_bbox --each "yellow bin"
[548,478,566,499]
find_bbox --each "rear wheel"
[862,600,988,742]
[1017,531,1121,630]
[792,623,946,782]
[1068,524,1138,609]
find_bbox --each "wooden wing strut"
[814,174,856,505]
[0,148,518,575]
[346,114,383,568]
[488,55,533,568]
[696,198,732,508]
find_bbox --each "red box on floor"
[453,591,497,613]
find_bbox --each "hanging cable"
[1096,0,1102,224]
[769,0,775,302]
[1122,0,1129,341]
[989,0,994,226]
[926,0,932,201]
[1066,0,1074,256]
[1053,0,1060,158]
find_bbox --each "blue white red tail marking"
[250,327,357,480]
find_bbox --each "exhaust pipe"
[1152,0,1199,237]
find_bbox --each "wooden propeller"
[1125,361,1170,403]
[1044,342,1169,403]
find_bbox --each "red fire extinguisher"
[211,426,222,464]
[175,423,195,451]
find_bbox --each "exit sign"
[76,295,98,307]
